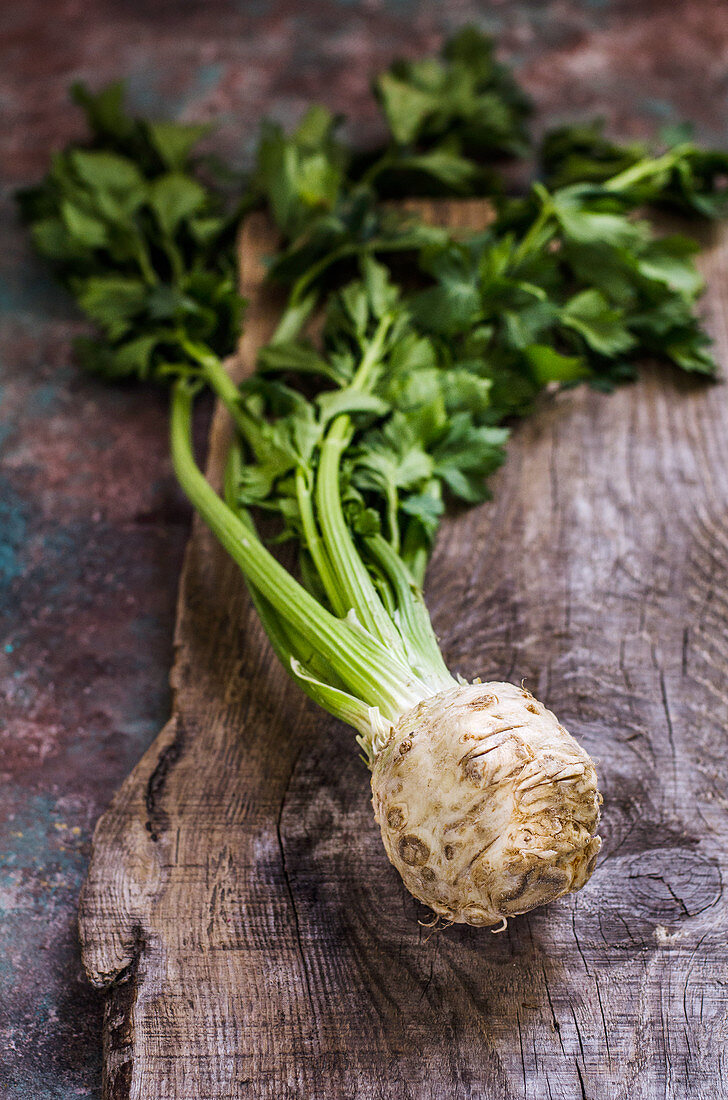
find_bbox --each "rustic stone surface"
[3,2,728,1097]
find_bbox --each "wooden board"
[79,202,728,1100]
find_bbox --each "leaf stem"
[295,465,347,616]
[386,482,400,554]
[366,534,455,690]
[358,152,394,189]
[511,185,555,266]
[288,243,356,307]
[604,145,690,194]
[314,314,407,651]
[135,239,158,286]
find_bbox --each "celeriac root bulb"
[371,681,601,927]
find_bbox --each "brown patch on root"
[398,834,430,866]
[467,694,497,710]
[386,806,406,830]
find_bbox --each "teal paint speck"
[126,62,225,117]
[193,63,224,95]
[28,383,59,415]
[641,97,679,121]
[0,480,29,589]
[0,384,10,452]
[5,643,13,653]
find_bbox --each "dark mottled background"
[1,1,727,1096]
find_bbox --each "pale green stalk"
[313,314,407,653]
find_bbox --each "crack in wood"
[275,744,317,1018]
[145,717,187,840]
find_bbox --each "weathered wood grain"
[79,204,728,1099]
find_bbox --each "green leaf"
[441,25,497,78]
[270,290,319,345]
[70,150,145,194]
[410,279,481,336]
[339,282,370,335]
[376,71,436,144]
[294,105,337,147]
[149,173,207,236]
[523,344,589,383]
[665,338,716,375]
[75,275,147,329]
[255,110,345,236]
[187,215,225,246]
[432,416,508,503]
[441,369,494,414]
[112,333,161,378]
[295,152,341,211]
[30,217,86,262]
[70,82,134,143]
[551,188,648,249]
[501,300,559,350]
[393,150,478,191]
[292,406,323,463]
[317,389,390,425]
[400,491,444,539]
[636,236,703,296]
[561,241,639,305]
[362,255,399,318]
[375,26,531,163]
[347,500,382,537]
[73,332,162,381]
[61,200,109,248]
[146,120,212,170]
[354,416,434,495]
[386,332,438,378]
[561,289,636,356]
[146,284,188,321]
[258,341,346,384]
